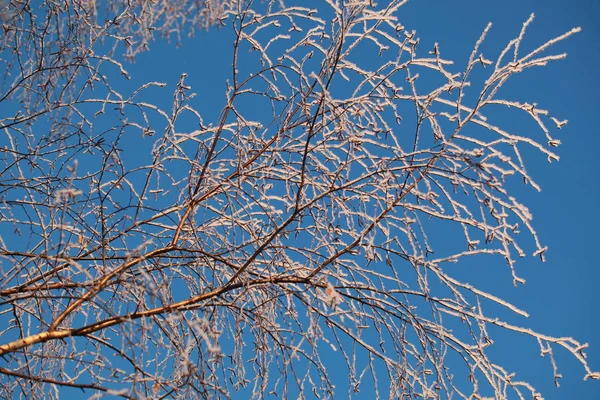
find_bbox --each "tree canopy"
[0,1,597,398]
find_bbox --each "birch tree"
[0,0,597,398]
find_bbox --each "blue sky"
[399,0,600,398]
[1,0,598,398]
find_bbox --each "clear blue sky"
[2,0,598,398]
[400,0,600,398]
[89,0,600,398]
